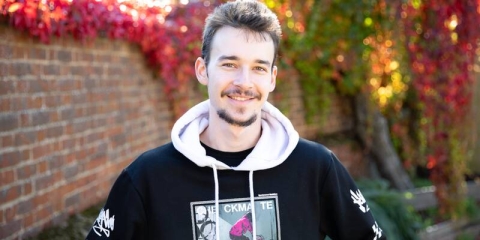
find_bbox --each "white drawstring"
[212,164,220,240]
[212,165,256,240]
[249,170,257,240]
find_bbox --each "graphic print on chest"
[190,195,280,240]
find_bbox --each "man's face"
[195,26,277,127]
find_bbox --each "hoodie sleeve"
[319,152,386,240]
[86,169,147,240]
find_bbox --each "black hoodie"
[86,100,385,240]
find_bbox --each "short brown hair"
[201,0,282,67]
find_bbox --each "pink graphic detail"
[229,212,253,240]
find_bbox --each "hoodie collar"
[171,99,299,171]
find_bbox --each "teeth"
[231,96,249,101]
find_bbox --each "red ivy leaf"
[8,2,23,13]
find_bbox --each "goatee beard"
[217,110,257,127]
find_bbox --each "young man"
[86,1,385,239]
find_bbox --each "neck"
[200,113,262,152]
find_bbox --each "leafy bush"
[26,203,103,240]
[357,179,423,240]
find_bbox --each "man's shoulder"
[294,138,332,156]
[136,142,179,161]
[124,142,185,176]
[287,138,335,167]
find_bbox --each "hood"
[171,99,299,171]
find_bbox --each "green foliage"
[456,233,476,240]
[274,0,396,122]
[26,203,103,240]
[357,179,423,240]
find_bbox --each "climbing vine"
[267,0,480,218]
[401,0,480,218]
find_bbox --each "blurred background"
[0,0,479,239]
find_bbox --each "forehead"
[210,26,275,63]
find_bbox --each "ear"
[269,65,277,92]
[195,57,208,86]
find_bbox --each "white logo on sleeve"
[350,189,370,213]
[93,208,115,237]
[372,221,383,240]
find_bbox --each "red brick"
[46,49,55,60]
[0,80,14,94]
[0,113,19,132]
[23,213,35,228]
[36,79,51,93]
[17,164,36,180]
[60,108,75,121]
[50,111,60,122]
[75,148,87,160]
[61,139,75,149]
[1,184,21,204]
[57,79,75,91]
[28,47,47,60]
[74,107,85,118]
[0,169,15,186]
[52,141,61,152]
[4,205,17,223]
[36,174,54,191]
[0,63,8,78]
[20,149,30,161]
[79,52,94,62]
[46,125,63,139]
[48,155,64,170]
[20,113,30,127]
[37,129,46,142]
[0,208,3,223]
[24,182,33,195]
[65,152,76,164]
[14,131,36,146]
[45,95,60,108]
[1,135,14,148]
[0,97,11,111]
[65,192,80,208]
[63,164,79,180]
[33,193,49,207]
[31,110,50,126]
[12,96,27,110]
[17,199,33,215]
[27,95,44,109]
[32,144,48,159]
[59,65,70,75]
[37,160,48,173]
[13,45,27,59]
[16,80,29,92]
[0,43,13,58]
[61,94,72,105]
[44,65,60,76]
[34,205,53,222]
[57,49,72,62]
[30,64,43,76]
[0,150,21,168]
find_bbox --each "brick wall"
[0,26,363,239]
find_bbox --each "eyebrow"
[218,55,271,67]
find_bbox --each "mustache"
[221,88,261,100]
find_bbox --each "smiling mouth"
[229,95,253,101]
[222,89,261,100]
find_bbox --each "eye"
[222,63,236,68]
[254,66,268,72]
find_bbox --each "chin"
[217,110,258,127]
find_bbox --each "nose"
[233,67,253,88]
